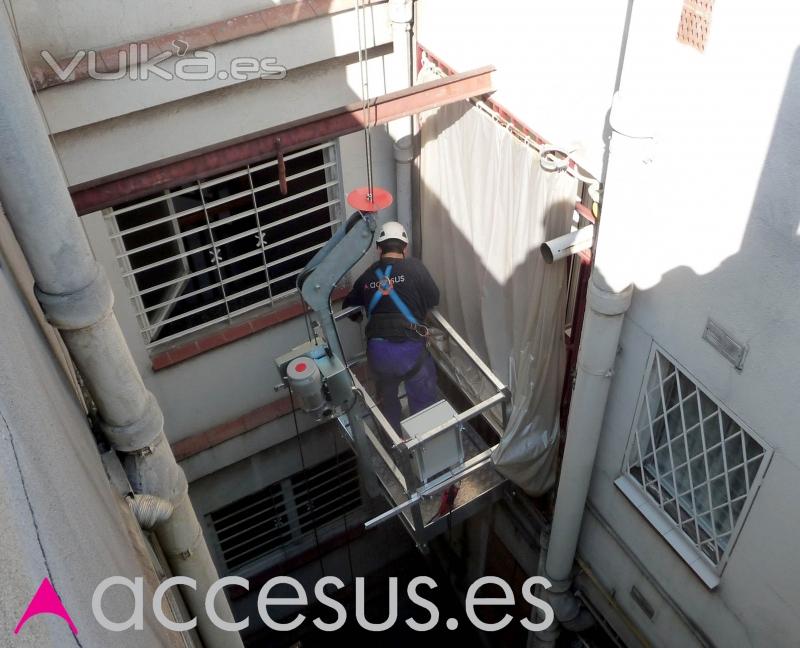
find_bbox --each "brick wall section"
[30,0,386,90]
[151,285,351,371]
[172,395,295,461]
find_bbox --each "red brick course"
[172,395,294,461]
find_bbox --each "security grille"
[209,451,362,574]
[624,348,770,569]
[106,142,343,349]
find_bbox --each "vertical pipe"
[543,55,654,640]
[388,0,414,239]
[0,15,242,648]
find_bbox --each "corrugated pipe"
[128,494,175,530]
[0,13,243,648]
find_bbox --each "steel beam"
[70,65,495,214]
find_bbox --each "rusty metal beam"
[70,65,494,214]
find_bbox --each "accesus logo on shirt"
[365,274,405,291]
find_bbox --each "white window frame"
[615,344,772,589]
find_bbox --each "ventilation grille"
[677,0,714,52]
[210,482,291,572]
[209,451,361,573]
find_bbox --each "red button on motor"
[295,362,307,372]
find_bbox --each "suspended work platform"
[335,308,511,549]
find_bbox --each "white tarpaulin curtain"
[419,99,578,496]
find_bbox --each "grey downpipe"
[540,90,654,643]
[0,15,243,648]
[388,0,414,238]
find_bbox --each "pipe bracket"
[34,261,114,330]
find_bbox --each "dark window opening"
[108,143,341,348]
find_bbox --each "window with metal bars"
[623,348,771,572]
[209,451,362,574]
[105,142,343,349]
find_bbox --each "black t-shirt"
[344,256,440,340]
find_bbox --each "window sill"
[614,475,720,590]
[150,285,350,371]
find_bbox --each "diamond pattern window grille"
[625,349,770,569]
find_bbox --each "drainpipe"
[388,0,414,239]
[540,1,654,637]
[0,16,243,648]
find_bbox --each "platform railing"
[334,306,510,535]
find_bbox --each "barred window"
[106,142,343,349]
[620,348,771,580]
[208,451,361,575]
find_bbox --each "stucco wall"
[58,8,398,482]
[580,1,800,646]
[0,214,184,647]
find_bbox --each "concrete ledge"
[30,0,387,90]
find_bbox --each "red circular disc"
[347,187,394,212]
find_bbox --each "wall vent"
[702,318,747,370]
[677,0,714,52]
[630,586,656,620]
[209,451,361,573]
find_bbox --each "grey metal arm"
[298,211,376,362]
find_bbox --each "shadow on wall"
[588,48,800,646]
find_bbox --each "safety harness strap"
[366,265,419,325]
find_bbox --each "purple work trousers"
[367,338,438,435]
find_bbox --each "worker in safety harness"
[344,221,440,434]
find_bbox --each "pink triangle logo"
[14,578,78,636]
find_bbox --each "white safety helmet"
[376,221,409,244]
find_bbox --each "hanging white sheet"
[419,98,577,495]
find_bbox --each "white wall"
[38,6,392,136]
[416,0,630,176]
[49,4,399,482]
[81,124,394,447]
[579,1,800,646]
[13,0,300,62]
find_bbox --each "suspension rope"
[355,0,375,200]
[286,385,326,578]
